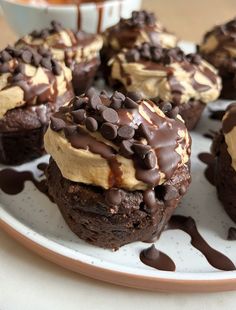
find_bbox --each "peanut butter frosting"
[0,45,72,119]
[16,21,103,68]
[110,44,222,105]
[199,18,236,70]
[44,90,191,191]
[222,103,236,172]
[103,11,178,51]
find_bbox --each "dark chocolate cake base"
[178,100,205,131]
[214,133,236,223]
[46,159,191,249]
[72,58,100,96]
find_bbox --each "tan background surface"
[0,0,236,48]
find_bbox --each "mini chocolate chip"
[0,63,9,73]
[1,50,12,62]
[32,53,42,67]
[126,91,142,102]
[89,94,102,110]
[164,185,179,201]
[86,87,97,98]
[102,108,119,123]
[133,143,151,157]
[138,123,151,140]
[144,151,156,169]
[64,125,77,137]
[50,116,65,132]
[41,57,52,71]
[227,227,236,241]
[31,30,41,38]
[110,97,122,110]
[51,20,62,32]
[85,117,98,132]
[21,50,32,64]
[71,109,86,124]
[41,29,50,39]
[167,106,179,119]
[190,54,202,65]
[161,102,172,113]
[118,125,135,140]
[119,140,134,157]
[12,73,24,82]
[113,91,126,101]
[124,97,139,109]
[15,64,25,74]
[100,122,118,140]
[72,97,87,110]
[105,188,122,206]
[140,44,151,59]
[126,49,140,62]
[179,185,186,195]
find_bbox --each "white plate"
[0,43,236,292]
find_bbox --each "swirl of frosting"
[16,21,103,69]
[110,44,222,105]
[222,103,236,172]
[0,45,72,119]
[199,18,236,72]
[103,10,178,51]
[44,89,191,191]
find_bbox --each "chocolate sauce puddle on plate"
[198,152,215,185]
[0,164,53,202]
[167,215,235,271]
[208,108,225,121]
[140,244,176,272]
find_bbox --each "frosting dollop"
[111,44,222,105]
[16,21,103,68]
[0,45,72,119]
[44,90,191,191]
[222,103,236,172]
[199,18,236,72]
[103,10,178,51]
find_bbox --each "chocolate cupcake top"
[103,10,178,51]
[199,18,236,72]
[16,21,103,68]
[44,89,191,191]
[0,45,72,119]
[222,103,236,171]
[111,44,222,105]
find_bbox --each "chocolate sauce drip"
[203,130,217,140]
[140,244,176,271]
[198,152,216,186]
[168,215,235,271]
[222,103,236,133]
[0,166,53,202]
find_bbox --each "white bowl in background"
[0,0,142,37]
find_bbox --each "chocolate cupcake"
[101,10,178,81]
[44,90,191,249]
[213,103,236,222]
[110,44,222,130]
[0,45,73,165]
[16,21,103,95]
[199,18,236,99]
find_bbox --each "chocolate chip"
[105,188,122,206]
[50,116,65,132]
[89,94,102,110]
[32,53,42,67]
[144,151,156,169]
[164,185,179,201]
[41,57,52,71]
[86,87,97,98]
[189,53,202,65]
[111,97,123,110]
[140,43,151,59]
[96,104,107,112]
[179,185,186,195]
[1,50,12,62]
[126,49,140,62]
[85,117,98,132]
[41,29,50,39]
[113,91,126,101]
[102,108,119,124]
[161,102,172,113]
[31,30,41,38]
[126,91,142,102]
[51,20,62,32]
[15,63,25,74]
[119,140,134,157]
[100,90,109,98]
[38,46,51,57]
[21,50,32,64]
[72,97,87,110]
[118,125,135,140]
[64,125,77,137]
[52,59,61,75]
[167,106,179,119]
[133,143,151,157]
[100,122,118,140]
[0,63,9,73]
[163,54,172,65]
[124,97,139,109]
[138,123,151,140]
[71,109,86,124]
[12,73,24,82]
[227,227,236,241]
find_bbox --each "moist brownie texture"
[45,90,191,249]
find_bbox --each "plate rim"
[1,206,236,292]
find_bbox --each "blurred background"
[0,0,236,47]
